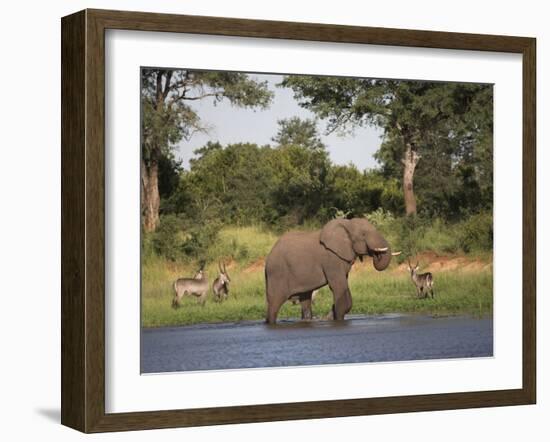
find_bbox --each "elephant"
[264,218,399,324]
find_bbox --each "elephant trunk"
[372,249,392,271]
[367,234,392,271]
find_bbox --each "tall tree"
[272,117,325,150]
[281,76,492,216]
[270,118,330,223]
[184,142,276,224]
[141,69,273,231]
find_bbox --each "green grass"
[207,225,278,265]
[142,227,493,327]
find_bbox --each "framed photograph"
[61,9,536,433]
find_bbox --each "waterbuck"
[212,261,230,302]
[407,259,434,299]
[193,266,205,280]
[172,267,210,308]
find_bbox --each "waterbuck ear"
[320,219,355,262]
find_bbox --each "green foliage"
[272,117,325,150]
[418,218,459,253]
[282,75,493,219]
[143,73,494,262]
[150,214,186,261]
[393,215,428,259]
[157,153,183,201]
[328,168,403,218]
[140,69,274,232]
[454,211,493,253]
[164,139,405,235]
[185,142,278,224]
[157,135,493,262]
[141,69,273,162]
[365,209,493,258]
[268,144,331,225]
[148,214,222,262]
[181,221,222,262]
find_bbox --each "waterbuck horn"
[223,261,230,280]
[391,251,402,256]
[372,247,388,252]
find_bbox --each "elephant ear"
[320,219,355,262]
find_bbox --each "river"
[141,314,493,373]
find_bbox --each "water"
[141,314,493,374]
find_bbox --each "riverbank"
[142,251,492,328]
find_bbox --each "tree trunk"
[141,158,160,232]
[140,71,168,233]
[402,144,420,216]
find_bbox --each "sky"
[174,74,384,170]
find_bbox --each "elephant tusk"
[391,251,402,256]
[372,247,388,252]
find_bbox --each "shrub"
[150,215,224,262]
[151,214,185,261]
[393,215,429,259]
[366,212,456,258]
[455,211,493,253]
[420,218,459,253]
[181,221,222,262]
[365,208,395,229]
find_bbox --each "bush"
[455,211,493,253]
[392,215,429,259]
[149,215,223,262]
[181,221,222,262]
[151,214,186,261]
[365,208,395,230]
[420,218,459,253]
[365,211,493,257]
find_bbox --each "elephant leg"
[327,277,352,321]
[266,273,292,324]
[298,291,313,320]
[333,289,352,320]
[266,282,290,324]
[267,296,287,324]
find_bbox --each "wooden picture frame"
[61,8,536,433]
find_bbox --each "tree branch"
[169,91,221,107]
[163,70,173,99]
[183,93,221,101]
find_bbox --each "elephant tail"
[264,266,269,300]
[264,266,270,323]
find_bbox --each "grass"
[208,225,278,265]
[142,226,493,328]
